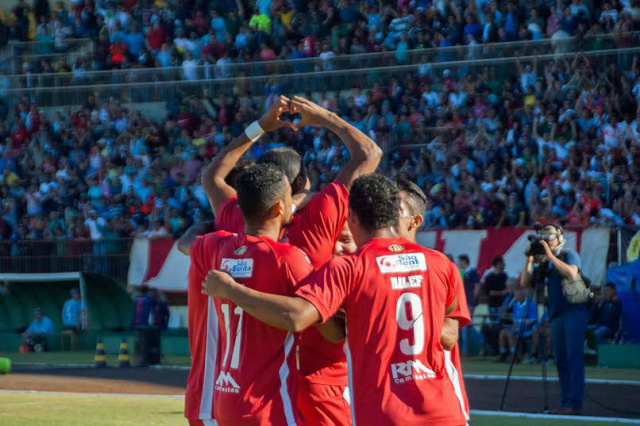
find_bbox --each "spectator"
[131,286,155,328]
[496,287,537,362]
[589,283,623,344]
[62,288,83,330]
[457,254,480,309]
[154,291,170,330]
[480,256,509,308]
[22,307,54,352]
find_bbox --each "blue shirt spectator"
[25,308,54,335]
[62,288,83,329]
[132,287,156,328]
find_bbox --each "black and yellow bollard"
[94,339,107,368]
[117,339,130,368]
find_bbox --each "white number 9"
[396,293,425,355]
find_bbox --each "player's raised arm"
[201,269,320,332]
[177,221,215,255]
[202,96,292,215]
[290,96,382,189]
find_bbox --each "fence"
[1,32,637,90]
[5,46,637,109]
[0,39,94,75]
[0,239,132,283]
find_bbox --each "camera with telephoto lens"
[526,234,548,257]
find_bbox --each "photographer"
[520,225,586,415]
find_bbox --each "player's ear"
[271,198,285,219]
[411,214,424,231]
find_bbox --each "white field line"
[465,374,640,386]
[471,410,640,424]
[0,390,184,399]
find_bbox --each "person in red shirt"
[396,179,471,422]
[180,164,343,426]
[203,96,381,426]
[202,174,470,426]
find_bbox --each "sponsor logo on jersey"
[234,245,248,255]
[376,253,427,274]
[215,371,241,393]
[390,275,423,290]
[390,359,436,384]
[220,258,254,278]
[388,245,405,252]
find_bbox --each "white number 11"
[221,304,244,369]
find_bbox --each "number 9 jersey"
[295,238,471,426]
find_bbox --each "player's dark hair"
[237,163,288,222]
[492,256,504,267]
[226,159,255,190]
[458,254,470,264]
[396,178,427,216]
[349,174,400,232]
[258,147,307,195]
[605,283,616,291]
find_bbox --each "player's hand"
[289,96,331,130]
[258,96,292,132]
[201,269,236,299]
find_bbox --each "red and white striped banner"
[128,227,611,292]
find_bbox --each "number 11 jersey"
[295,238,471,426]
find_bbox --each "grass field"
[0,393,631,426]
[3,351,640,381]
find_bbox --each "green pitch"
[0,393,630,426]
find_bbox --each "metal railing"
[0,38,94,74]
[6,46,637,108]
[2,32,637,89]
[0,239,133,282]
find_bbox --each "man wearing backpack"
[520,224,586,415]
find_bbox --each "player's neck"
[244,220,282,241]
[367,227,402,241]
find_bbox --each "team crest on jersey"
[220,258,254,278]
[376,253,427,274]
[234,246,248,255]
[388,245,405,252]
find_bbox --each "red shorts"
[298,379,351,426]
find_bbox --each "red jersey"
[204,232,314,426]
[445,275,472,422]
[185,231,234,421]
[295,238,470,426]
[215,181,350,385]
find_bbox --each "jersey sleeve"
[214,195,245,234]
[294,255,355,323]
[189,235,207,285]
[288,180,349,267]
[445,261,471,328]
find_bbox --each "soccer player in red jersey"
[203,96,381,426]
[396,179,471,422]
[184,163,347,426]
[177,220,220,426]
[202,174,470,426]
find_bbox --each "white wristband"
[244,121,265,142]
[291,203,297,215]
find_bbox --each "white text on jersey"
[390,275,423,290]
[390,359,436,384]
[215,371,241,393]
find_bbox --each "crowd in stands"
[1,0,640,75]
[1,42,640,246]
